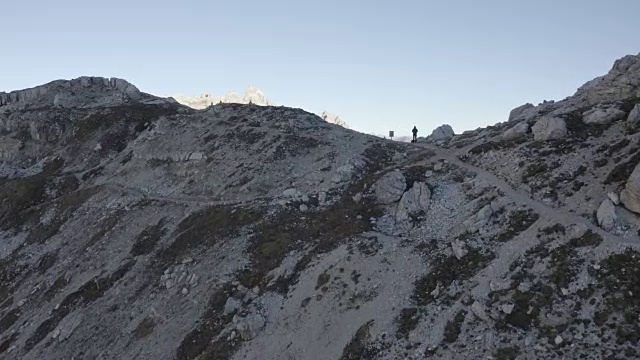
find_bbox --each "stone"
[433,163,443,172]
[282,188,302,200]
[373,171,407,204]
[181,288,189,295]
[396,182,431,223]
[429,124,454,141]
[531,116,567,141]
[554,335,564,345]
[621,162,640,214]
[476,204,494,222]
[299,204,309,212]
[582,106,626,124]
[489,279,512,292]
[597,199,617,230]
[224,297,242,315]
[471,301,491,323]
[501,303,515,314]
[352,193,362,203]
[165,280,173,289]
[608,192,620,205]
[424,170,433,178]
[451,239,468,260]
[318,192,327,204]
[627,104,640,127]
[508,103,535,122]
[568,223,588,239]
[236,313,266,341]
[502,122,529,140]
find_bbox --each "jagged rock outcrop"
[374,171,407,204]
[628,104,640,127]
[428,124,455,141]
[395,181,431,223]
[508,103,534,122]
[582,105,626,125]
[621,163,640,214]
[501,122,529,140]
[531,116,567,141]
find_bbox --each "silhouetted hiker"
[412,126,418,142]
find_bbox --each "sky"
[1,0,639,137]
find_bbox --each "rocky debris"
[160,264,198,290]
[501,303,515,315]
[567,223,589,239]
[582,105,626,124]
[554,335,564,345]
[373,171,407,204]
[531,116,567,141]
[463,203,495,232]
[395,181,431,223]
[224,297,242,315]
[627,104,640,127]
[620,163,640,214]
[501,121,529,140]
[597,199,617,230]
[282,188,309,202]
[234,312,266,341]
[471,301,491,323]
[428,124,455,141]
[489,279,512,292]
[508,103,535,122]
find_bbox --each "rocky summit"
[0,53,640,360]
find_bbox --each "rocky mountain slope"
[172,87,349,128]
[0,52,639,360]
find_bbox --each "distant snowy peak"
[172,85,274,109]
[172,87,350,128]
[320,111,349,128]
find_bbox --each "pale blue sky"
[2,1,639,136]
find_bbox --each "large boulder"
[508,103,534,122]
[597,199,617,231]
[582,106,626,125]
[234,313,266,341]
[502,122,529,140]
[396,182,431,223]
[374,171,407,204]
[627,104,640,127]
[429,124,454,141]
[531,117,567,141]
[620,163,640,214]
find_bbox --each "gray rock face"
[627,104,640,127]
[508,103,534,122]
[582,106,626,125]
[597,199,617,231]
[531,117,567,141]
[502,122,529,140]
[429,124,454,141]
[395,181,431,223]
[374,171,407,204]
[621,163,640,214]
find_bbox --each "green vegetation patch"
[131,218,167,257]
[443,310,466,343]
[339,320,378,360]
[495,209,539,242]
[395,308,420,340]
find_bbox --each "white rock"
[181,288,189,295]
[608,192,620,205]
[628,104,640,127]
[532,116,567,141]
[236,313,266,341]
[94,143,102,151]
[582,106,626,124]
[299,204,309,212]
[489,279,512,292]
[471,301,491,323]
[555,335,564,345]
[224,297,242,315]
[501,303,515,314]
[429,124,454,141]
[165,280,173,289]
[509,103,535,122]
[433,163,444,172]
[424,170,433,178]
[318,192,327,204]
[373,171,407,204]
[396,182,431,223]
[502,122,529,140]
[451,239,468,260]
[597,198,617,231]
[621,163,640,214]
[568,223,588,239]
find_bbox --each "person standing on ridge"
[412,126,418,142]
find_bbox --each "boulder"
[620,163,640,214]
[531,117,567,141]
[429,124,454,141]
[508,103,534,122]
[374,171,407,204]
[627,104,640,127]
[596,199,617,231]
[235,313,266,341]
[224,297,242,315]
[502,122,529,140]
[451,239,468,260]
[582,106,626,125]
[396,182,431,223]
